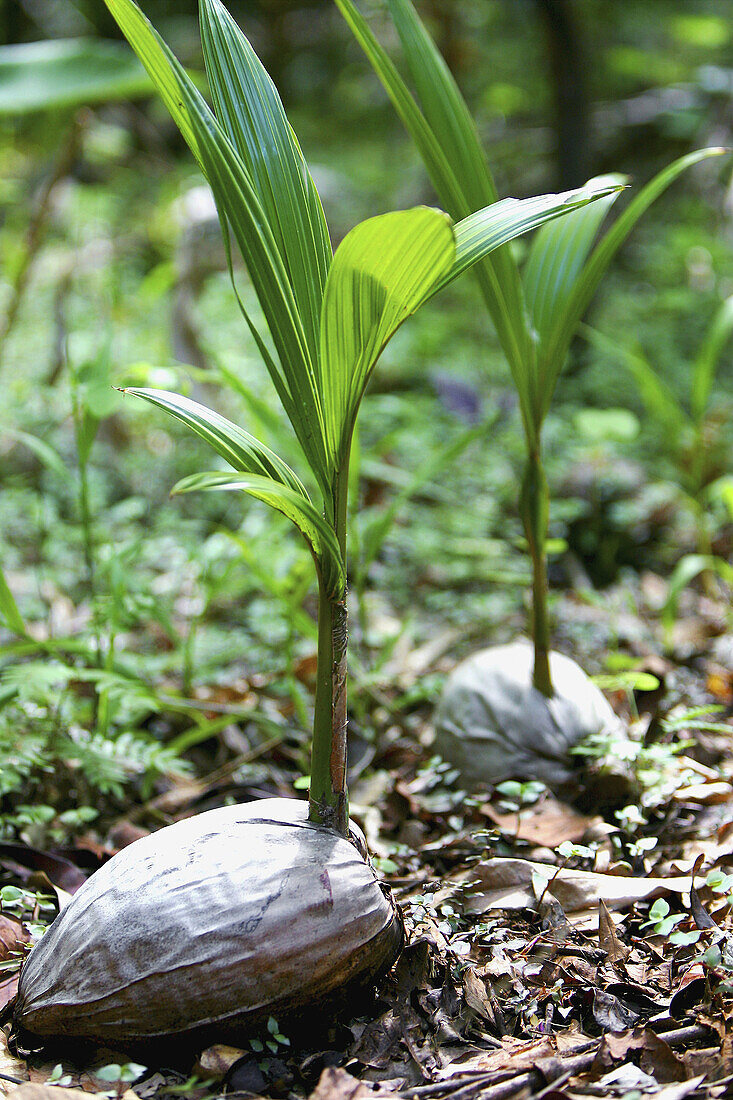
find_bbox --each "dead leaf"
[593,1027,686,1082]
[8,1089,98,1100]
[0,845,87,894]
[456,858,691,916]
[592,988,641,1032]
[308,1067,375,1100]
[482,797,600,848]
[0,975,19,1012]
[0,918,30,964]
[462,968,494,1023]
[194,1045,246,1081]
[598,898,630,961]
[673,781,733,805]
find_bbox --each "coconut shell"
[11,798,401,1044]
[433,641,626,788]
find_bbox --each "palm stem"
[520,446,553,697]
[308,465,350,835]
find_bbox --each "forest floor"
[1,576,732,1100]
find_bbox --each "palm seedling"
[7,0,619,1047]
[336,0,726,785]
[582,296,733,627]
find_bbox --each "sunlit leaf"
[523,176,625,343]
[334,0,533,433]
[320,206,454,471]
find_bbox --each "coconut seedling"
[6,0,618,1048]
[336,0,726,787]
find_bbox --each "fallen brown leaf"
[8,1090,101,1100]
[0,918,30,964]
[194,1045,246,1081]
[598,898,630,962]
[308,1067,374,1100]
[481,797,600,848]
[456,858,692,916]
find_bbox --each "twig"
[398,1022,717,1100]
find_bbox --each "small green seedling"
[45,1065,73,1088]
[94,1062,147,1100]
[336,0,726,697]
[583,298,733,624]
[643,898,686,938]
[105,0,614,834]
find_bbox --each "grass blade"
[580,325,689,437]
[173,471,345,599]
[199,0,331,367]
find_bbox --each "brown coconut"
[9,798,401,1046]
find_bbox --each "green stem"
[308,464,351,835]
[520,447,553,697]
[309,582,348,834]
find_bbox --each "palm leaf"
[199,0,331,367]
[173,471,345,599]
[523,175,625,344]
[320,206,454,471]
[104,0,329,489]
[539,147,727,420]
[123,388,309,496]
[334,0,532,420]
[432,184,624,298]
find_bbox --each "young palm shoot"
[8,0,618,1047]
[336,0,726,786]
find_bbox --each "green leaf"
[580,325,689,438]
[432,184,624,299]
[334,0,533,433]
[122,388,308,496]
[0,38,152,116]
[663,553,733,628]
[4,429,67,479]
[199,0,331,368]
[0,568,25,636]
[319,206,455,471]
[540,147,728,420]
[172,472,345,600]
[523,176,625,343]
[103,0,329,490]
[691,294,733,424]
